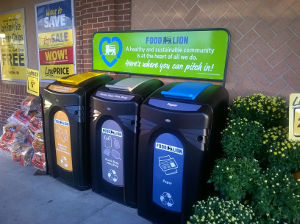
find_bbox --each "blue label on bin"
[101,120,124,186]
[152,133,184,212]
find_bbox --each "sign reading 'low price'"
[93,29,230,82]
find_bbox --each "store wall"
[0,0,48,127]
[0,0,131,127]
[75,0,131,73]
[132,0,300,100]
[1,0,299,127]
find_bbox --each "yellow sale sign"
[54,111,73,172]
[0,10,27,80]
[26,68,39,96]
[289,93,300,141]
[38,29,73,49]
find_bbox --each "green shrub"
[209,158,261,201]
[188,196,258,224]
[252,168,300,223]
[258,126,289,166]
[262,126,289,148]
[267,139,300,172]
[222,118,264,159]
[229,94,288,128]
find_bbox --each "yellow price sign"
[289,93,300,141]
[26,68,39,96]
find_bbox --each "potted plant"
[209,157,261,201]
[262,126,289,147]
[259,126,289,167]
[228,94,288,128]
[267,139,300,173]
[221,118,265,159]
[188,196,259,224]
[252,168,300,223]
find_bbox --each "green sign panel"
[93,29,230,81]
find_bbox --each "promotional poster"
[93,29,230,81]
[36,0,75,80]
[0,10,27,80]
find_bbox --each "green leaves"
[189,93,299,223]
[222,118,264,159]
[210,158,261,201]
[229,94,288,128]
[252,168,300,223]
[188,197,258,224]
[267,139,300,173]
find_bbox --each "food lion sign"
[93,29,230,82]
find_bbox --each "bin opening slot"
[105,77,153,92]
[161,82,212,101]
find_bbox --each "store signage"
[35,0,76,80]
[289,93,300,141]
[26,68,39,96]
[93,29,230,81]
[0,10,27,80]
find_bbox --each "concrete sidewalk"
[0,154,151,224]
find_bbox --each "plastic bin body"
[137,82,228,223]
[90,77,163,207]
[42,73,112,190]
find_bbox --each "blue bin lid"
[161,82,213,100]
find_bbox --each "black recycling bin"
[42,72,112,190]
[90,77,163,207]
[137,81,228,223]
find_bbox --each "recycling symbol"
[60,156,68,168]
[160,192,174,207]
[108,169,118,183]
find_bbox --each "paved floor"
[0,154,151,224]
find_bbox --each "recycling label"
[101,120,124,186]
[53,111,73,171]
[152,133,184,212]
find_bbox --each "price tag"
[26,68,39,96]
